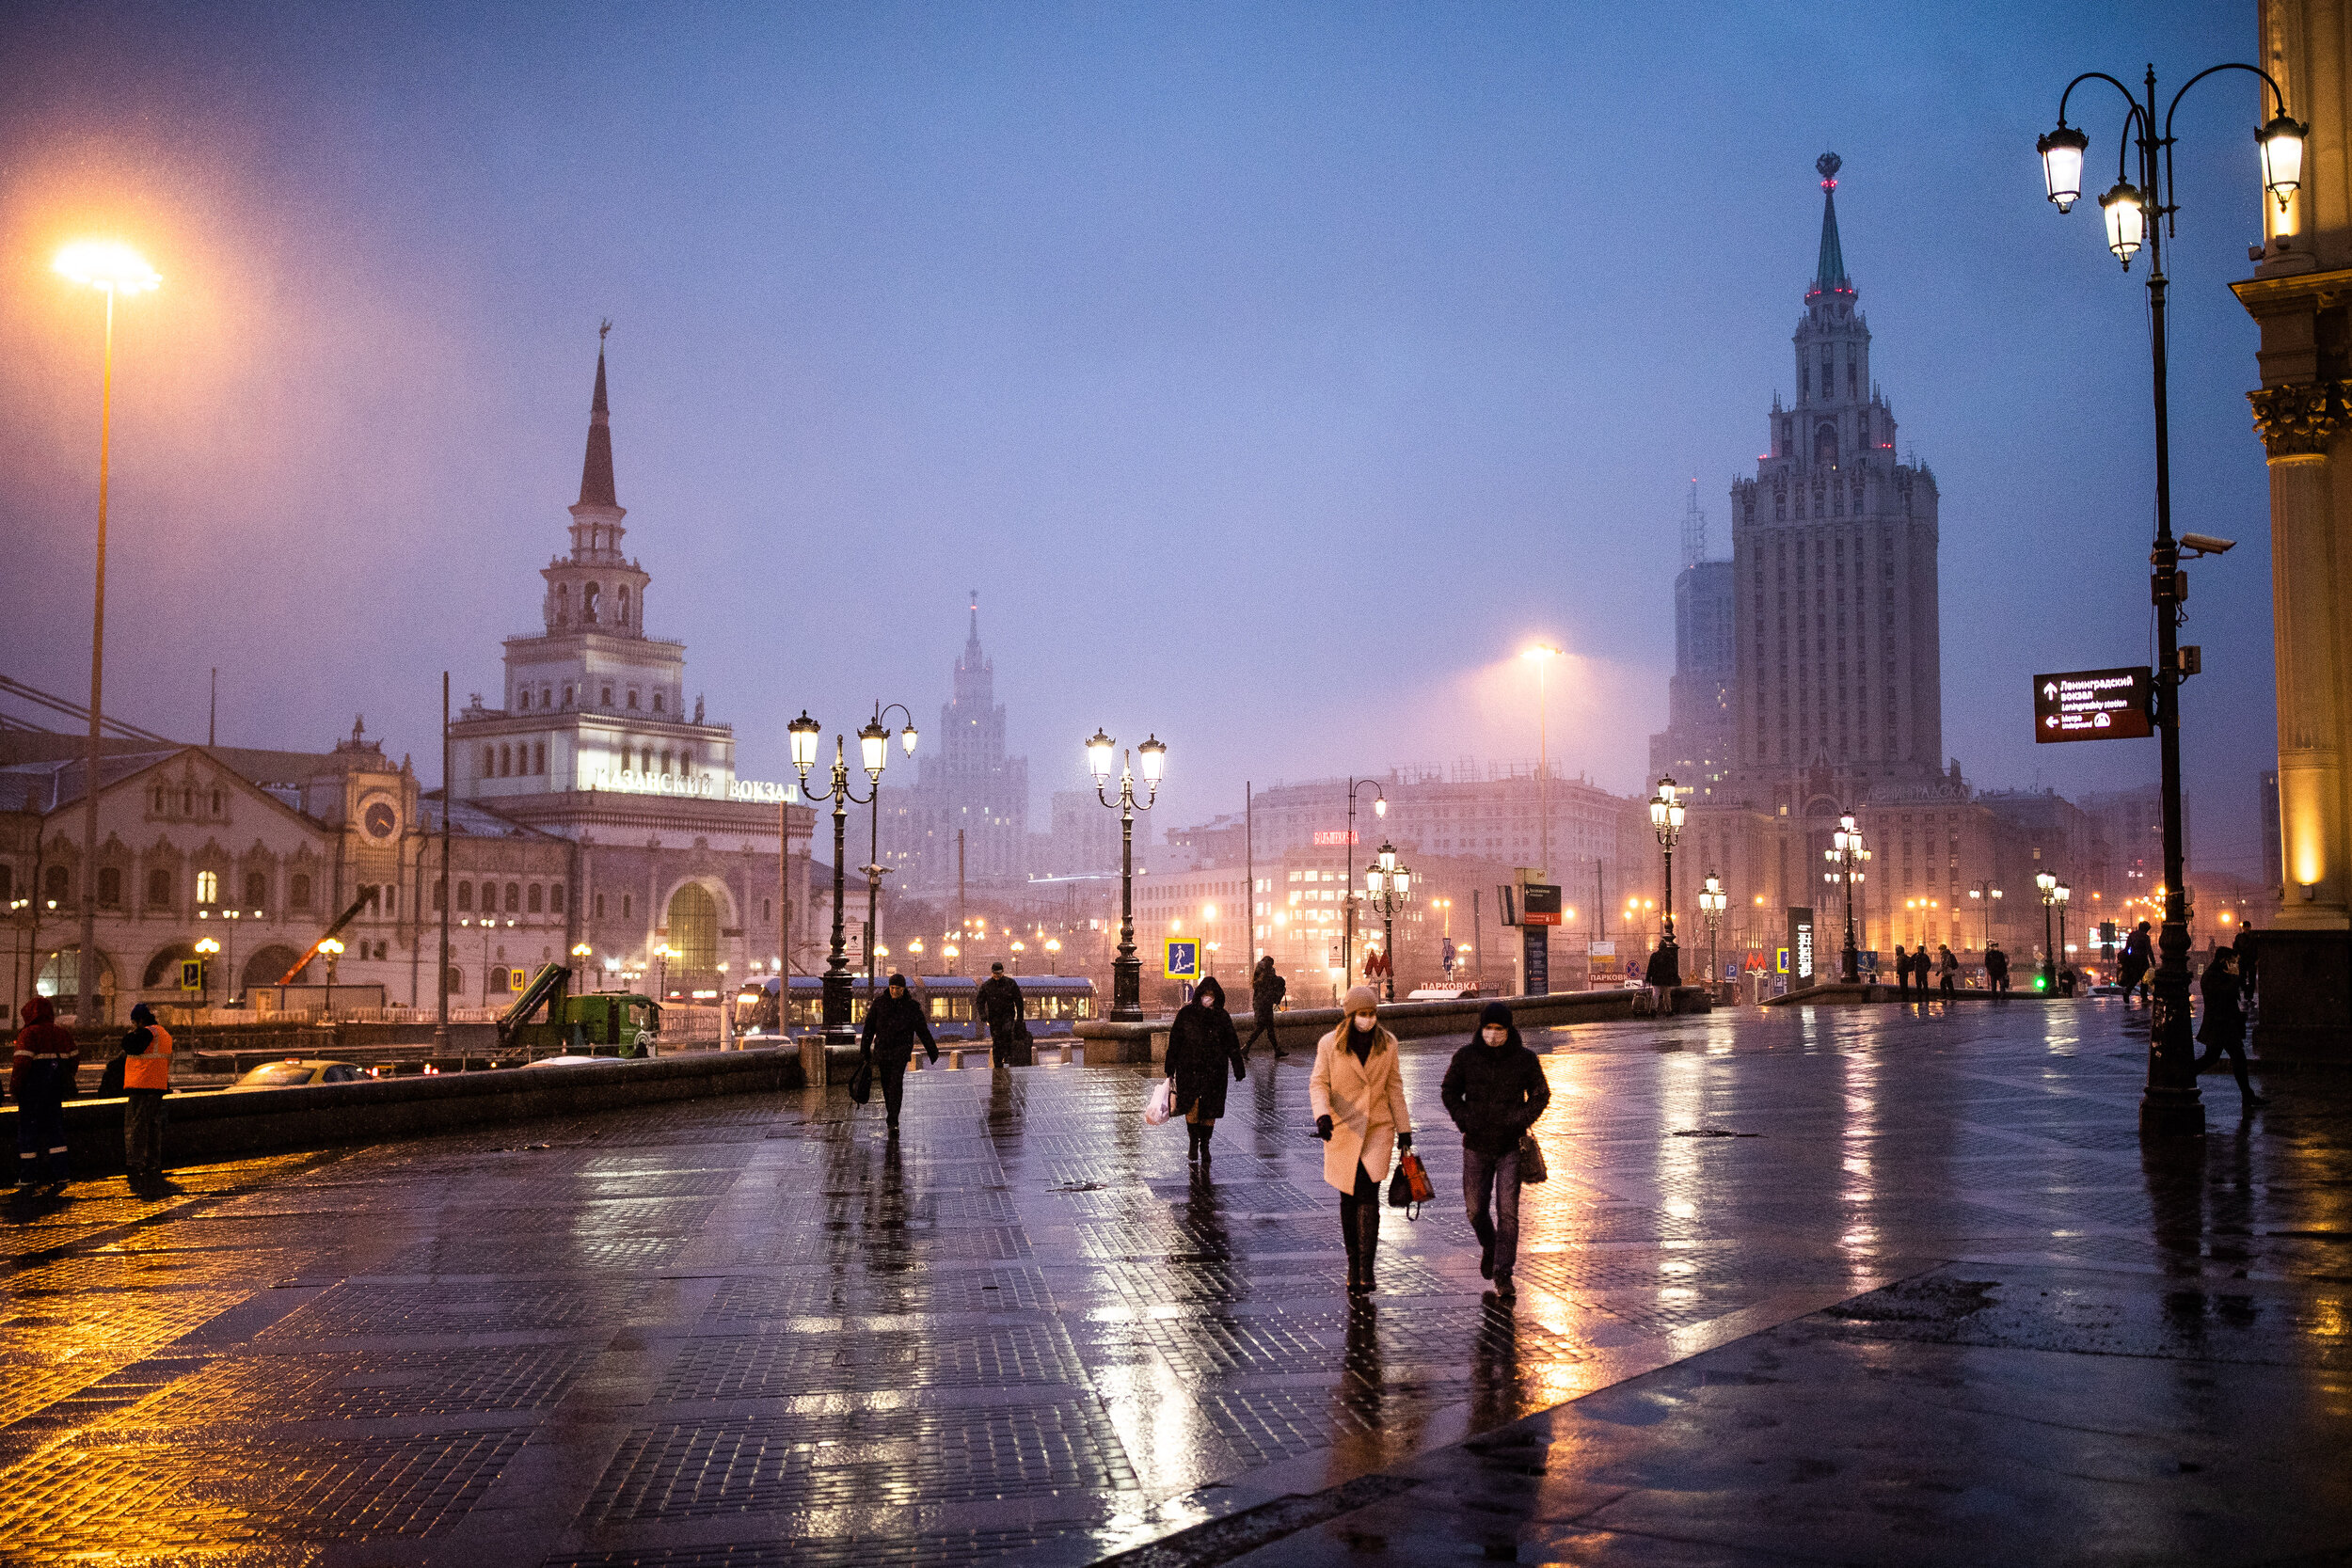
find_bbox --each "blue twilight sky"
[0,1,2279,873]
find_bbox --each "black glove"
[1396,1131,1413,1152]
[1315,1115,1334,1142]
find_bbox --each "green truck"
[498,965,660,1057]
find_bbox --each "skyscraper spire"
[1680,478,1708,569]
[1810,152,1850,298]
[578,320,617,509]
[966,589,981,653]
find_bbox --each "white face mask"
[1481,1024,1506,1046]
[1351,1013,1376,1032]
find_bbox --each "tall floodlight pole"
[1524,645,1562,877]
[1343,779,1387,981]
[2037,63,2306,1133]
[54,242,160,1028]
[1087,729,1167,1021]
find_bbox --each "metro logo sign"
[2033,668,2153,743]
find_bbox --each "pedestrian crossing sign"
[1164,939,1200,979]
[180,959,202,991]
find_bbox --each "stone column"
[2253,383,2350,921]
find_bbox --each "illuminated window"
[196,870,218,905]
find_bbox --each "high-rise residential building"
[1649,483,1738,805]
[880,597,1030,893]
[1727,152,1945,813]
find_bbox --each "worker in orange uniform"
[119,1002,174,1193]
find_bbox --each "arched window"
[183,788,194,815]
[584,582,601,624]
[291,873,312,911]
[550,883,564,913]
[527,883,543,913]
[660,750,673,776]
[533,742,547,774]
[457,880,472,911]
[499,745,512,777]
[505,881,520,912]
[563,685,574,708]
[627,689,640,710]
[540,686,552,709]
[212,790,222,815]
[197,870,219,905]
[482,746,495,778]
[617,585,630,626]
[245,871,267,908]
[152,785,166,813]
[555,583,569,626]
[600,685,613,707]
[641,747,653,773]
[1814,420,1838,470]
[518,689,531,710]
[98,867,121,908]
[50,865,73,904]
[653,692,664,714]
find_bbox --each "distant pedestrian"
[2058,965,2077,997]
[10,996,79,1188]
[1893,944,1912,1003]
[2195,946,2265,1109]
[1311,986,1412,1296]
[1937,944,1958,999]
[857,974,939,1137]
[977,962,1027,1066]
[1643,941,1679,1013]
[119,1002,174,1192]
[1986,943,2010,995]
[1439,1001,1550,1304]
[2120,921,2153,1004]
[1167,975,1246,1167]
[1247,956,1287,1056]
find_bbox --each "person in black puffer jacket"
[1439,1000,1550,1302]
[1166,976,1246,1167]
[858,974,938,1136]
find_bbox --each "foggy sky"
[0,2,2277,873]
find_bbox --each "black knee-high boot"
[1198,1122,1214,1164]
[1339,1195,1362,1290]
[1357,1200,1380,1293]
[1186,1122,1200,1161]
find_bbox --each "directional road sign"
[2034,668,2153,743]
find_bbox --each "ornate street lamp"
[1364,841,1413,1002]
[787,709,896,1045]
[1697,872,1727,997]
[2036,870,2059,991]
[1647,778,1685,986]
[1342,779,1388,979]
[1821,813,1870,983]
[1087,728,1167,1020]
[2036,62,2302,1133]
[854,705,919,999]
[2055,879,2072,987]
[1966,882,2003,952]
[319,937,343,1019]
[193,936,219,1009]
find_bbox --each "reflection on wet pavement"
[0,1001,2344,1563]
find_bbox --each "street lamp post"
[193,936,218,1009]
[1364,842,1412,1003]
[858,705,919,999]
[1646,778,1685,985]
[2036,870,2059,991]
[2038,65,2304,1133]
[1821,813,1871,983]
[1967,881,2003,951]
[1086,728,1167,1021]
[1523,645,1562,877]
[319,937,343,1019]
[787,712,894,1045]
[55,241,160,1029]
[2055,880,2072,986]
[1342,779,1387,980]
[1698,872,1727,997]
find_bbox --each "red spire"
[578,322,616,508]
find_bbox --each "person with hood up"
[1986,942,2011,995]
[119,1002,175,1191]
[1439,1001,1550,1303]
[1311,986,1413,1295]
[1165,975,1246,1166]
[1893,944,1912,1004]
[10,996,80,1187]
[857,974,938,1137]
[2120,921,2153,1004]
[2196,945,2265,1109]
[1247,956,1287,1056]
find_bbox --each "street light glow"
[54,241,160,293]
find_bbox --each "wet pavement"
[1,1000,2345,1565]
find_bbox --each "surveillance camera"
[2179,532,2236,557]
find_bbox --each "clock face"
[363,801,398,840]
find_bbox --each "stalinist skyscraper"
[1726,152,1945,816]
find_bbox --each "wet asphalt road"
[0,999,2344,1565]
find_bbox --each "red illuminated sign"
[1311,831,1358,847]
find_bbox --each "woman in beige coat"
[1311,985,1414,1294]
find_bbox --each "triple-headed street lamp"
[1698,871,1727,996]
[1647,778,1684,986]
[1967,881,2003,952]
[2036,870,2062,990]
[2038,62,2304,1134]
[1364,841,1413,1002]
[1822,814,1870,984]
[788,710,909,1045]
[857,705,919,996]
[1087,728,1168,1021]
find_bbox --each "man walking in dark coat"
[1893,945,1911,1003]
[1247,956,1286,1056]
[857,974,938,1136]
[976,962,1027,1067]
[2120,921,2153,1004]
[1439,1000,1551,1304]
[2195,946,2265,1109]
[1985,943,2010,995]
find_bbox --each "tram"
[733,973,1096,1040]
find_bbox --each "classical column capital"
[2249,381,2350,460]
